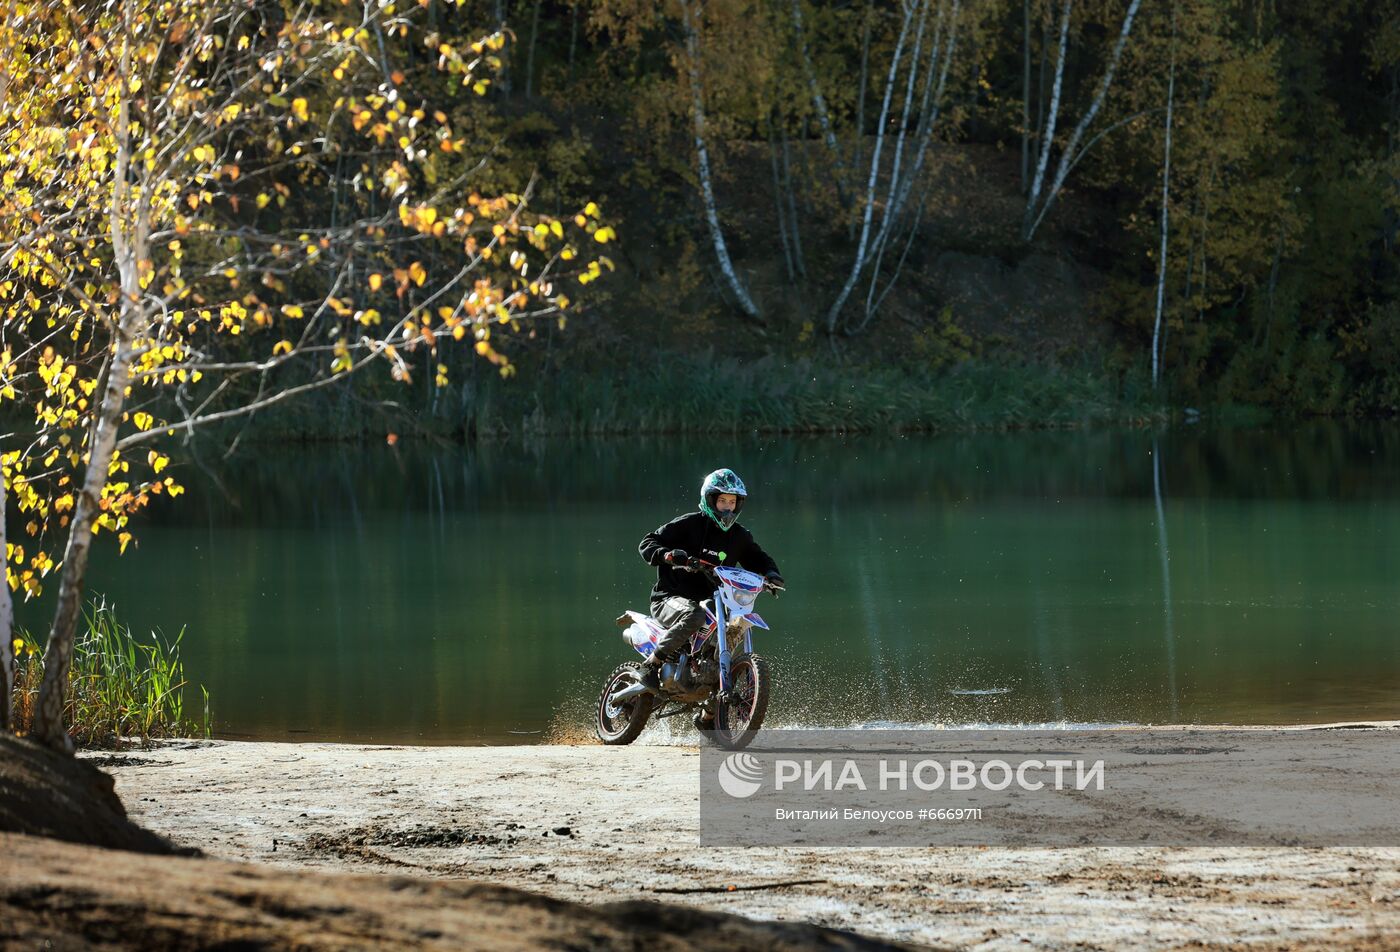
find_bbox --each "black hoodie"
[638,511,780,604]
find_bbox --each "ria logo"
[716,752,765,799]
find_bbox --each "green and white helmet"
[699,468,748,531]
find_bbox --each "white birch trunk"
[1151,12,1176,388]
[769,123,798,281]
[790,0,849,203]
[1022,0,1031,192]
[825,0,917,333]
[681,0,761,321]
[0,473,12,733]
[32,32,144,752]
[781,126,807,278]
[1023,0,1071,239]
[1025,0,1143,240]
[862,0,960,321]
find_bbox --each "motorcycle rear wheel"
[596,661,656,745]
[712,653,770,750]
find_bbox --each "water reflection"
[1153,436,1179,721]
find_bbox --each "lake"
[17,424,1399,742]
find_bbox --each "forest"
[390,0,1400,423]
[4,0,1399,452]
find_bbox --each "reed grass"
[219,354,1165,442]
[10,599,211,747]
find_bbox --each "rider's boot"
[637,654,666,694]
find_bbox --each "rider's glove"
[765,571,785,589]
[664,548,691,567]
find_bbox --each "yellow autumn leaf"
[369,273,384,291]
[292,97,309,121]
[272,340,293,355]
[408,262,427,286]
[281,304,304,318]
[132,412,153,431]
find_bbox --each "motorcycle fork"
[713,589,729,694]
[713,592,755,697]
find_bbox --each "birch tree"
[826,0,963,334]
[1151,7,1177,387]
[1101,0,1295,387]
[0,0,606,751]
[1022,0,1144,241]
[0,473,11,732]
[679,0,761,320]
[788,0,849,207]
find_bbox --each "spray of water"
[546,645,1143,746]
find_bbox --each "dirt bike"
[595,558,782,750]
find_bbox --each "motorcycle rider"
[636,468,784,695]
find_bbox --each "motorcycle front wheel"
[712,653,770,750]
[596,661,656,745]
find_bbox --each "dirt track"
[99,733,1400,950]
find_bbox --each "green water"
[17,425,1399,742]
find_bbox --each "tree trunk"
[1037,4,1049,146]
[1025,0,1143,240]
[33,55,143,753]
[857,0,934,317]
[790,0,849,206]
[32,328,138,752]
[680,0,761,321]
[768,119,798,282]
[851,0,873,223]
[860,0,960,326]
[0,473,12,733]
[1151,8,1176,388]
[780,126,806,278]
[825,0,917,333]
[1023,0,1071,240]
[1021,0,1031,192]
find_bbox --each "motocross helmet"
[700,468,747,531]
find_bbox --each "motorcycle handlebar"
[682,558,784,594]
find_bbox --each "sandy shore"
[97,729,1400,951]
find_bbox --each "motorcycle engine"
[685,657,718,688]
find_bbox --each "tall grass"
[10,600,211,747]
[176,352,1168,443]
[469,356,1167,438]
